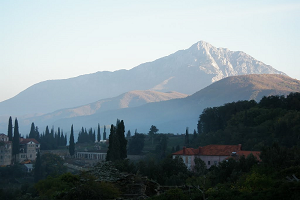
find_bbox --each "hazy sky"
[1,0,300,102]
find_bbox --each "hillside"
[24,90,187,126]
[19,74,299,136]
[0,41,284,116]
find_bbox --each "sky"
[1,0,300,102]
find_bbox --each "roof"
[173,144,242,156]
[19,138,40,145]
[227,151,261,161]
[238,151,260,158]
[173,148,197,155]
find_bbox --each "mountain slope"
[0,41,284,116]
[30,74,298,135]
[26,90,187,125]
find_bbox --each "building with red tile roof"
[172,144,260,169]
[19,138,40,163]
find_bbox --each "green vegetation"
[39,126,67,150]
[2,93,300,199]
[7,116,12,141]
[69,125,75,156]
[35,172,120,200]
[106,120,127,161]
[195,93,300,150]
[77,127,96,144]
[127,133,145,155]
[12,118,20,163]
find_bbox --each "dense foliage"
[195,93,300,150]
[69,125,75,156]
[106,120,127,161]
[39,126,67,150]
[77,127,96,144]
[127,133,145,155]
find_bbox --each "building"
[75,151,107,161]
[19,138,40,163]
[23,163,34,173]
[0,134,12,166]
[172,144,260,170]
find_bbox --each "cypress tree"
[8,116,13,141]
[97,123,101,142]
[35,126,40,141]
[29,122,35,138]
[193,129,197,140]
[64,133,67,146]
[12,118,20,162]
[117,120,127,159]
[60,131,65,146]
[126,130,131,138]
[103,125,107,140]
[106,124,120,161]
[57,127,61,146]
[185,127,190,146]
[93,130,96,142]
[69,125,75,156]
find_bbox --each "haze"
[1,0,300,102]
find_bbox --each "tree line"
[194,92,300,150]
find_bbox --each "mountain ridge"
[0,41,285,116]
[10,74,298,136]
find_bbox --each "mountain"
[0,41,284,116]
[24,90,187,126]
[17,74,298,136]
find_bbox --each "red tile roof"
[231,151,261,161]
[173,147,197,155]
[173,144,242,156]
[19,138,40,144]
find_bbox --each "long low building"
[76,151,107,161]
[172,144,260,169]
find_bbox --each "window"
[208,161,210,165]
[188,156,191,164]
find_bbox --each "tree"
[155,134,168,159]
[193,157,207,176]
[193,129,197,140]
[29,122,36,138]
[149,125,158,145]
[106,120,127,161]
[35,126,40,141]
[103,125,107,140]
[40,153,67,178]
[69,125,75,156]
[106,124,120,161]
[34,151,42,183]
[117,120,127,159]
[176,145,180,152]
[127,133,145,155]
[12,118,20,162]
[97,123,101,142]
[126,130,131,138]
[88,128,94,142]
[7,116,13,141]
[185,127,189,147]
[64,133,67,146]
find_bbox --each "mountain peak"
[0,41,286,116]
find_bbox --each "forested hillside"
[194,92,300,150]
